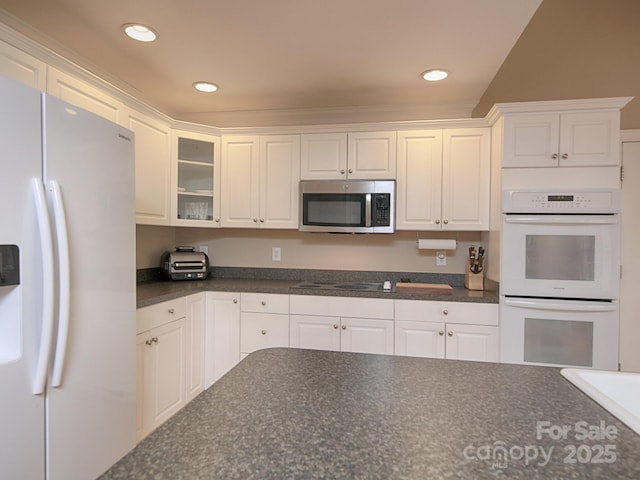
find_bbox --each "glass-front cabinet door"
[171,130,221,227]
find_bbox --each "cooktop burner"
[291,281,383,292]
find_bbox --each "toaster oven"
[161,246,209,281]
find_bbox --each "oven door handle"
[504,215,618,225]
[504,298,617,312]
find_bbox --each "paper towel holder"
[417,239,457,250]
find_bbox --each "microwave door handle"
[504,298,617,312]
[365,194,372,227]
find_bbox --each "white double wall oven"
[500,189,621,370]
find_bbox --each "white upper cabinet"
[259,135,301,229]
[47,67,124,125]
[442,128,491,230]
[0,40,46,90]
[301,131,396,180]
[221,135,300,229]
[396,128,490,231]
[171,130,221,227]
[502,111,620,168]
[123,107,172,226]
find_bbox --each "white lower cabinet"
[204,292,241,388]
[394,300,499,362]
[290,295,394,355]
[240,293,290,357]
[136,295,204,442]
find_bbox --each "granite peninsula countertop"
[100,348,640,479]
[136,268,498,308]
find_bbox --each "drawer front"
[240,313,290,354]
[290,295,393,320]
[241,293,290,314]
[395,300,498,326]
[137,297,187,334]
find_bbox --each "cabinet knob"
[340,169,346,174]
[443,309,449,315]
[261,329,267,335]
[145,338,153,346]
[253,218,258,223]
[435,220,440,225]
[168,308,175,314]
[260,218,264,223]
[261,300,267,306]
[438,331,444,336]
[333,324,339,329]
[341,325,347,330]
[348,168,353,174]
[215,218,220,223]
[562,153,568,159]
[443,219,448,225]
[233,298,238,304]
[552,153,559,159]
[447,331,453,337]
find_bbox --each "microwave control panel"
[372,193,391,226]
[502,189,621,214]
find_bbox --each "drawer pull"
[168,308,175,314]
[261,301,267,306]
[233,299,238,304]
[442,309,449,316]
[261,330,267,335]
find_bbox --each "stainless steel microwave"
[299,180,395,233]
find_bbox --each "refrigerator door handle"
[31,178,56,395]
[49,181,70,388]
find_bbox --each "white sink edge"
[561,368,640,436]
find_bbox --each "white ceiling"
[0,0,542,126]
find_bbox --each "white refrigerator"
[0,76,136,479]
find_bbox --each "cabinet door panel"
[186,294,205,402]
[126,110,171,225]
[240,313,289,354]
[290,315,340,351]
[341,318,394,355]
[347,131,397,179]
[502,114,560,168]
[396,130,443,230]
[300,133,347,180]
[445,324,499,362]
[135,334,147,442]
[559,111,619,167]
[442,128,490,230]
[260,135,300,228]
[144,319,186,434]
[205,293,240,388]
[221,136,259,227]
[0,41,46,90]
[395,320,445,359]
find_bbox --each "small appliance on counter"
[464,245,484,291]
[161,246,210,280]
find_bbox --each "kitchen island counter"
[100,348,640,479]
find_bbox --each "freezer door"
[0,76,46,479]
[43,94,136,480]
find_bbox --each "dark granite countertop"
[100,348,640,479]
[137,267,498,308]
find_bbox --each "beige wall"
[473,0,640,129]
[139,227,480,274]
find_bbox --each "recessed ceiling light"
[193,82,219,93]
[122,24,157,42]
[422,69,449,82]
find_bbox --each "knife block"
[464,261,484,291]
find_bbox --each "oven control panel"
[502,189,621,213]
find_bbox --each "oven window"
[304,194,364,226]
[525,235,595,281]
[524,318,593,366]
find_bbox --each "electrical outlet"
[198,245,208,255]
[272,247,281,262]
[436,251,447,266]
